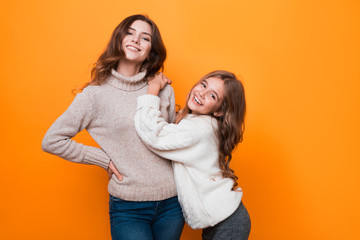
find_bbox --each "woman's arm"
[135,73,214,164]
[134,94,211,164]
[41,88,111,170]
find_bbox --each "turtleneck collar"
[107,68,147,91]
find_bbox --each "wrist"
[147,83,161,96]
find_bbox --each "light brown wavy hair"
[78,14,166,91]
[176,70,246,190]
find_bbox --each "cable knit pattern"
[42,70,177,201]
[134,94,243,229]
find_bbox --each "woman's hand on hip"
[107,160,123,181]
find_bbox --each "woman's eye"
[201,82,206,88]
[143,37,150,41]
[211,94,216,100]
[126,31,133,35]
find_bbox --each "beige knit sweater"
[42,69,177,201]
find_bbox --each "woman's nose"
[131,35,140,44]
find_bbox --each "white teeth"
[127,46,140,51]
[194,96,202,105]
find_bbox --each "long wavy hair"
[176,70,246,190]
[79,14,166,90]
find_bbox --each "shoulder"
[78,84,107,100]
[190,115,218,128]
[77,85,96,98]
[181,115,218,136]
[71,85,105,108]
[158,84,175,99]
[81,85,101,95]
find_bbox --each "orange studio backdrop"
[1,0,360,239]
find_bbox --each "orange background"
[1,0,360,239]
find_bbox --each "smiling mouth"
[194,96,202,105]
[126,45,140,52]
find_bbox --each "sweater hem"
[108,181,177,201]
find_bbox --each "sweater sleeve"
[158,84,176,123]
[41,88,111,169]
[134,94,206,164]
[168,86,176,123]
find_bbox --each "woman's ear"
[213,111,223,117]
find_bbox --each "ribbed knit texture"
[42,69,177,201]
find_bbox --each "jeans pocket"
[109,195,128,215]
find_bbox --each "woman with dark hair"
[42,14,184,240]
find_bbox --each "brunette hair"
[79,14,166,90]
[176,70,246,190]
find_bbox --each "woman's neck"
[116,60,142,77]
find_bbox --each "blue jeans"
[109,195,185,240]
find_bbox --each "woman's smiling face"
[121,20,152,64]
[187,77,225,116]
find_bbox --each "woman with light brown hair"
[42,14,184,240]
[135,70,251,239]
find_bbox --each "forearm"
[135,95,203,164]
[42,116,111,169]
[42,89,111,169]
[147,83,161,96]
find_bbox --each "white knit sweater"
[134,94,242,229]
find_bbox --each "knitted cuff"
[137,94,160,110]
[83,146,111,169]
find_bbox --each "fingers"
[147,73,172,93]
[108,161,123,181]
[113,169,123,181]
[152,72,172,84]
[107,167,113,179]
[158,73,172,89]
[161,73,172,84]
[234,187,243,192]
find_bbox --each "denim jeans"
[109,195,185,240]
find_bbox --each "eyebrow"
[129,27,152,37]
[203,80,219,100]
